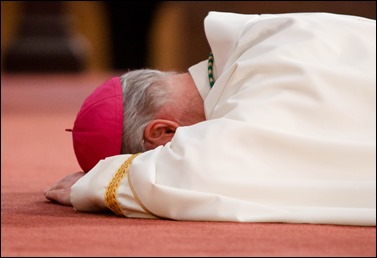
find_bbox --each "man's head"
[70,69,206,172]
[69,76,123,173]
[119,69,177,154]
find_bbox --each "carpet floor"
[1,73,375,257]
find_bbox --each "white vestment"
[71,12,376,225]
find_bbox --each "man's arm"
[44,171,85,206]
[45,154,156,219]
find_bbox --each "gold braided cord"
[105,153,141,216]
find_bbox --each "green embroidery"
[208,52,215,88]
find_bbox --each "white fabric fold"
[71,12,376,225]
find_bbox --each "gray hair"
[120,69,177,154]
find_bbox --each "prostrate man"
[45,12,376,225]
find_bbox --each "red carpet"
[1,73,376,257]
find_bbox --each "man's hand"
[44,171,85,206]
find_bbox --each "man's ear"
[143,119,180,150]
